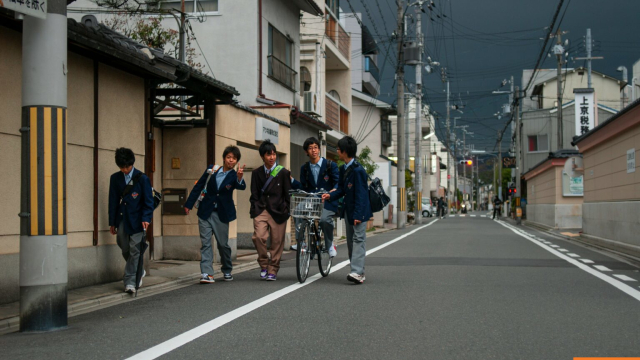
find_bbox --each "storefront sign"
[574,88,595,136]
[502,156,516,169]
[569,176,583,195]
[431,154,437,174]
[1,0,47,19]
[628,148,636,173]
[255,117,279,145]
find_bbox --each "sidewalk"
[0,226,394,335]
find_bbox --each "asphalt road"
[2,216,640,360]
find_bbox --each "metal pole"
[586,28,592,89]
[515,86,522,224]
[445,78,451,211]
[556,30,563,150]
[396,0,406,229]
[20,0,69,331]
[414,4,423,225]
[405,95,410,171]
[498,130,503,201]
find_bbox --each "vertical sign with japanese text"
[1,0,47,19]
[574,88,595,137]
[628,148,636,174]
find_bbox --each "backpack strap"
[261,165,284,193]
[121,172,143,203]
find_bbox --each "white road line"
[481,215,486,218]
[550,245,559,248]
[580,259,595,264]
[470,215,476,217]
[558,248,568,252]
[125,221,439,360]
[567,253,580,257]
[495,220,640,303]
[613,275,637,282]
[594,265,612,272]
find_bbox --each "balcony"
[268,55,297,91]
[363,56,380,97]
[324,6,350,70]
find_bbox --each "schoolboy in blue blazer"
[323,136,372,284]
[109,148,154,294]
[184,146,246,283]
[291,137,339,257]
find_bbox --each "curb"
[0,260,261,335]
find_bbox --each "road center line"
[125,220,439,360]
[495,220,640,303]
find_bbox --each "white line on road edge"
[594,265,611,272]
[495,220,640,303]
[614,275,637,282]
[125,221,439,360]
[580,259,594,264]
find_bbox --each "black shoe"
[223,273,233,281]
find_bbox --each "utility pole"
[514,86,522,224]
[554,30,564,150]
[498,130,503,201]
[396,0,406,229]
[20,0,69,331]
[575,28,603,90]
[443,72,451,211]
[405,94,411,171]
[414,3,423,225]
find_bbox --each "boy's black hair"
[337,136,357,158]
[115,147,135,168]
[223,145,241,162]
[303,137,321,152]
[259,139,277,157]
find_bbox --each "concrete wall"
[0,26,148,303]
[526,164,582,229]
[539,70,623,111]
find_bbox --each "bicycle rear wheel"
[317,228,332,277]
[296,221,312,283]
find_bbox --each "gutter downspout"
[315,41,321,117]
[258,0,264,98]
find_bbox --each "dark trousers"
[492,206,501,219]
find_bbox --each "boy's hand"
[354,220,362,225]
[110,226,117,235]
[142,222,149,231]
[237,165,245,181]
[321,193,331,201]
[184,207,190,215]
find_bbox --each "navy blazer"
[291,158,339,212]
[184,165,246,223]
[329,161,373,223]
[108,168,154,235]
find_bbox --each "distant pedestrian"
[492,196,502,219]
[184,145,246,284]
[437,196,446,219]
[109,148,154,294]
[322,136,372,284]
[250,140,291,281]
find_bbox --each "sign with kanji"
[574,88,595,137]
[1,0,47,19]
[502,156,516,169]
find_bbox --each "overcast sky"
[345,0,640,151]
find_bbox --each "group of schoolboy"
[108,135,371,294]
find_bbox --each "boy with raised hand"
[250,140,291,281]
[290,137,339,257]
[109,148,154,294]
[184,145,246,283]
[322,136,372,284]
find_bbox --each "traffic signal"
[465,160,473,166]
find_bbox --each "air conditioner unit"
[303,91,321,116]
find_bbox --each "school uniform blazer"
[291,159,340,212]
[184,165,246,223]
[329,161,373,223]
[250,166,291,224]
[108,168,154,235]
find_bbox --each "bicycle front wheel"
[296,221,312,283]
[317,228,332,277]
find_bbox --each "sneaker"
[328,243,337,258]
[200,274,215,284]
[266,273,277,281]
[223,273,233,281]
[290,244,297,251]
[138,270,146,288]
[125,285,136,294]
[347,273,365,284]
[260,268,268,280]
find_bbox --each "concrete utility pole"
[575,28,603,90]
[444,73,451,210]
[405,94,411,171]
[396,0,406,228]
[498,130,503,201]
[514,86,522,224]
[414,4,423,225]
[20,0,68,331]
[555,30,564,150]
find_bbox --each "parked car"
[421,197,437,217]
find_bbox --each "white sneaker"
[200,273,215,284]
[291,244,297,251]
[347,273,365,284]
[138,270,146,288]
[125,285,136,294]
[328,243,337,258]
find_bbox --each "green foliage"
[357,146,379,177]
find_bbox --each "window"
[300,67,311,92]
[268,25,296,90]
[381,118,392,147]
[528,135,549,152]
[325,0,340,16]
[328,90,341,102]
[159,0,218,13]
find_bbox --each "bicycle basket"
[290,193,323,219]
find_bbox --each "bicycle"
[289,190,332,283]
